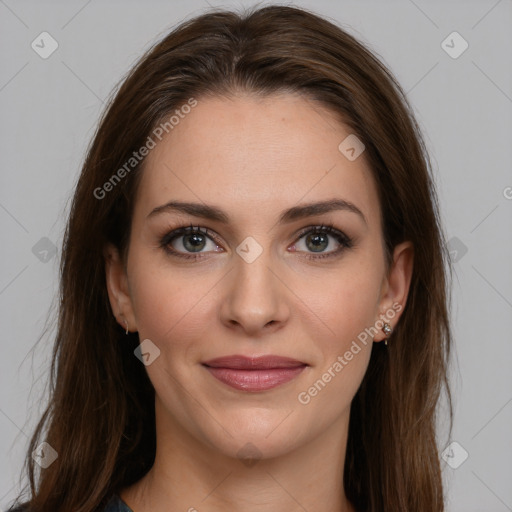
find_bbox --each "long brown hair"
[10,5,453,511]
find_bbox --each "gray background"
[1,0,511,510]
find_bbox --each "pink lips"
[202,355,308,392]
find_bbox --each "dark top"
[6,494,133,512]
[102,493,134,512]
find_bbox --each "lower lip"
[203,365,307,391]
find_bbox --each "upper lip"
[202,355,307,370]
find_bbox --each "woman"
[8,4,454,511]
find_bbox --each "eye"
[160,224,223,260]
[160,223,353,261]
[290,224,353,260]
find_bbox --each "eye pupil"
[184,234,206,252]
[307,233,328,252]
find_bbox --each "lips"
[202,355,308,391]
[202,354,306,369]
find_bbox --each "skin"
[105,92,413,512]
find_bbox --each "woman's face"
[106,92,412,460]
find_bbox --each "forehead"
[135,93,380,227]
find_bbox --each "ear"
[374,241,414,342]
[104,243,137,333]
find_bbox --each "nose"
[220,248,290,337]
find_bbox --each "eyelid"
[293,223,348,244]
[160,224,223,251]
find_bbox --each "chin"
[199,413,306,461]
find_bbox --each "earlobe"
[104,243,137,332]
[375,241,414,341]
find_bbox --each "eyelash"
[159,222,353,261]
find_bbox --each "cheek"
[293,258,383,351]
[127,252,219,352]
[293,266,378,421]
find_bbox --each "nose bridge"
[220,239,289,334]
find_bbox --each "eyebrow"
[147,198,367,226]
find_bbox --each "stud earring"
[382,322,392,346]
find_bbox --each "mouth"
[202,355,308,392]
